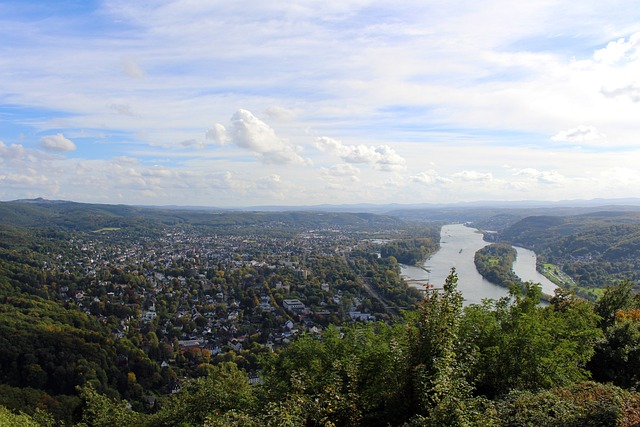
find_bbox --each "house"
[283,298,305,313]
[348,311,376,322]
[177,339,202,350]
[284,320,294,330]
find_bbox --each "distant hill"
[0,199,403,232]
[4,197,640,233]
[497,211,640,288]
[499,211,640,250]
[236,198,640,213]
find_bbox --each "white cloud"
[451,170,493,182]
[207,110,308,165]
[205,124,228,144]
[321,164,361,186]
[551,126,604,143]
[257,174,284,190]
[39,134,77,152]
[206,171,246,190]
[512,168,566,184]
[0,171,49,186]
[411,170,451,185]
[315,136,406,171]
[142,166,175,178]
[0,141,26,160]
[593,33,640,65]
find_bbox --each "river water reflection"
[401,224,556,305]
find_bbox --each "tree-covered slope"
[498,211,640,288]
[0,199,404,233]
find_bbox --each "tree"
[595,279,636,328]
[1,404,58,427]
[460,283,602,398]
[76,384,145,427]
[403,269,472,426]
[150,362,255,427]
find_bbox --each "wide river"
[401,224,557,305]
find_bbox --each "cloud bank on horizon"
[1,0,640,207]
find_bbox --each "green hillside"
[0,199,403,233]
[498,211,640,290]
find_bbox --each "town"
[30,216,436,389]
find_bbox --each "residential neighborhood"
[35,219,424,378]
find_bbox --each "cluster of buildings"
[40,223,393,368]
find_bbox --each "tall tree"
[404,269,472,426]
[595,279,637,328]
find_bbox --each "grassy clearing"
[542,263,573,286]
[92,227,121,233]
[542,263,605,301]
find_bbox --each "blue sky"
[1,0,640,207]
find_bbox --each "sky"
[1,0,640,208]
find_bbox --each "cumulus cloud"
[40,134,77,152]
[205,124,228,144]
[0,171,49,186]
[315,136,406,171]
[206,110,308,165]
[206,171,245,190]
[411,170,451,185]
[512,168,566,184]
[0,141,26,160]
[593,32,640,65]
[551,126,604,143]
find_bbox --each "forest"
[497,211,640,290]
[379,231,439,266]
[473,243,523,292]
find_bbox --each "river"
[401,224,557,305]
[512,246,558,296]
